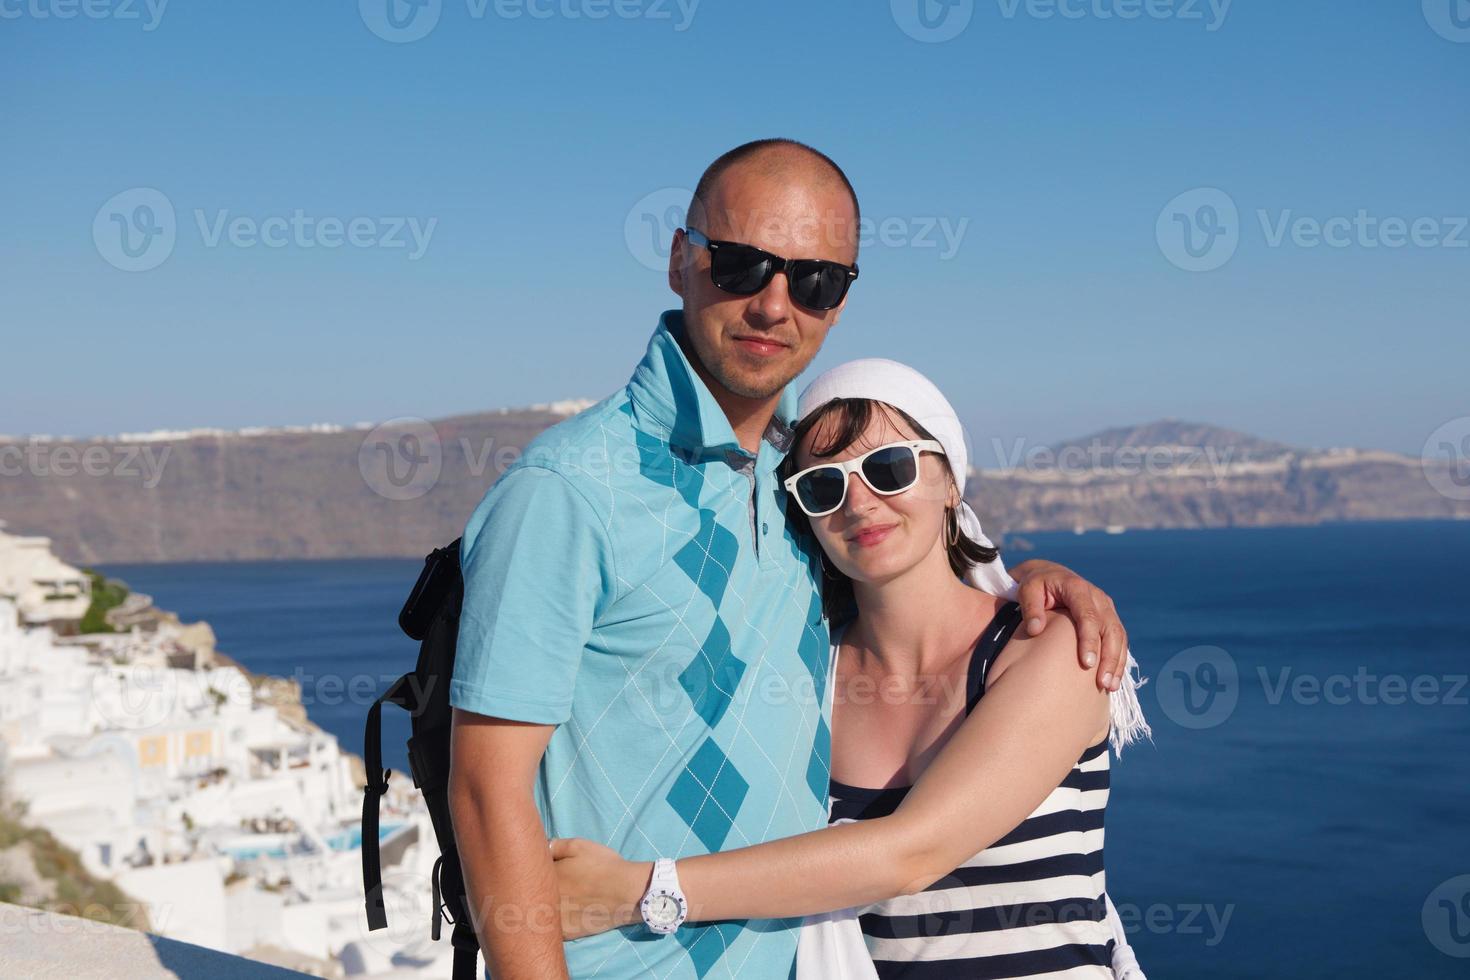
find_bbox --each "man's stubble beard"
[681,305,820,402]
[706,343,815,402]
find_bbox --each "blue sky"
[3,0,1467,462]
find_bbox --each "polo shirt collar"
[629,310,798,458]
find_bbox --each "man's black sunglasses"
[683,228,858,312]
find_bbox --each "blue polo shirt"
[450,310,833,979]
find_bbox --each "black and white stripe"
[829,602,1114,979]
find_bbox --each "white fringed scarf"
[796,358,1151,754]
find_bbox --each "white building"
[0,521,91,625]
[0,531,443,977]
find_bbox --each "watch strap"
[651,857,678,891]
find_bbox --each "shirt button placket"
[726,450,759,556]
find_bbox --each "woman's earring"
[820,553,841,579]
[946,507,960,548]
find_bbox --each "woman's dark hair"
[782,397,1000,623]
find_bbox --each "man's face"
[669,165,858,402]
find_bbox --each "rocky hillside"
[1,414,1465,564]
[0,408,570,564]
[0,805,148,931]
[969,419,1470,532]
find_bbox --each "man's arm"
[447,464,616,973]
[450,709,568,980]
[1010,558,1129,691]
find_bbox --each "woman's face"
[793,406,956,588]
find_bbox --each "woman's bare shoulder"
[987,607,1109,738]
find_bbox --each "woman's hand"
[549,837,650,940]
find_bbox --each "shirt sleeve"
[449,465,615,724]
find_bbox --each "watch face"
[647,893,680,926]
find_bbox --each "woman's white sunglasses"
[783,440,945,518]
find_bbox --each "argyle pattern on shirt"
[451,312,833,979]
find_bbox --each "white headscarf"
[796,358,1150,754]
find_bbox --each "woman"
[551,359,1149,978]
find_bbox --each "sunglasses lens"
[861,446,919,493]
[710,244,774,295]
[789,260,850,310]
[795,467,847,515]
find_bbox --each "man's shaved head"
[669,138,859,426]
[687,138,861,261]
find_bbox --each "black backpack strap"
[451,919,479,980]
[362,673,414,931]
[430,852,481,978]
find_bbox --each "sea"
[100,519,1470,979]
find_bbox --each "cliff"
[2,413,1464,564]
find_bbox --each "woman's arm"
[552,611,1110,935]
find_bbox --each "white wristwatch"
[639,857,688,935]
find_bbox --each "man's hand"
[1010,559,1127,692]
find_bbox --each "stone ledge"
[0,902,315,979]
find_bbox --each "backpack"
[361,538,480,980]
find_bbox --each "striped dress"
[828,601,1114,979]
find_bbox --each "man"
[448,139,1131,979]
